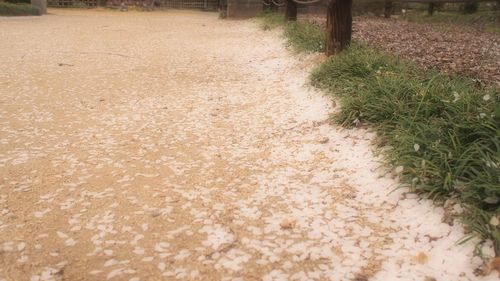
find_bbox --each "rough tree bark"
[384,0,393,18]
[326,0,353,56]
[285,0,298,21]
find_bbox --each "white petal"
[414,143,420,152]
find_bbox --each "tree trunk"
[263,0,278,12]
[31,0,47,14]
[462,1,479,14]
[428,2,435,16]
[326,0,352,56]
[384,0,392,18]
[285,0,297,21]
[262,0,271,11]
[270,1,278,11]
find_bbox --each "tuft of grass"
[0,2,40,16]
[258,12,324,53]
[311,43,500,254]
[283,21,325,53]
[258,11,285,30]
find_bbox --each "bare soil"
[0,9,497,281]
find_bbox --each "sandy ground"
[0,9,497,281]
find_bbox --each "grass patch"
[311,44,500,254]
[404,10,500,33]
[258,12,325,54]
[284,21,325,53]
[258,11,285,30]
[0,2,40,16]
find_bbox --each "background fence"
[48,0,219,9]
[48,0,98,7]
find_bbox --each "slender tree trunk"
[270,1,278,11]
[428,2,435,16]
[262,0,271,11]
[31,0,47,14]
[384,0,392,18]
[285,0,297,21]
[263,0,278,12]
[462,1,479,14]
[326,0,352,56]
[220,0,227,18]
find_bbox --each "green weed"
[258,12,324,54]
[0,2,40,16]
[311,44,500,254]
[257,11,285,30]
[283,21,325,53]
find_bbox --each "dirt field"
[0,9,497,281]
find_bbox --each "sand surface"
[0,9,496,281]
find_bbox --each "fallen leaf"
[414,143,420,152]
[485,257,500,276]
[280,218,295,230]
[302,16,500,86]
[319,137,329,144]
[411,252,428,265]
[490,216,499,226]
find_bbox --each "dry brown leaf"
[411,252,428,265]
[280,218,295,230]
[302,15,500,86]
[485,257,500,277]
